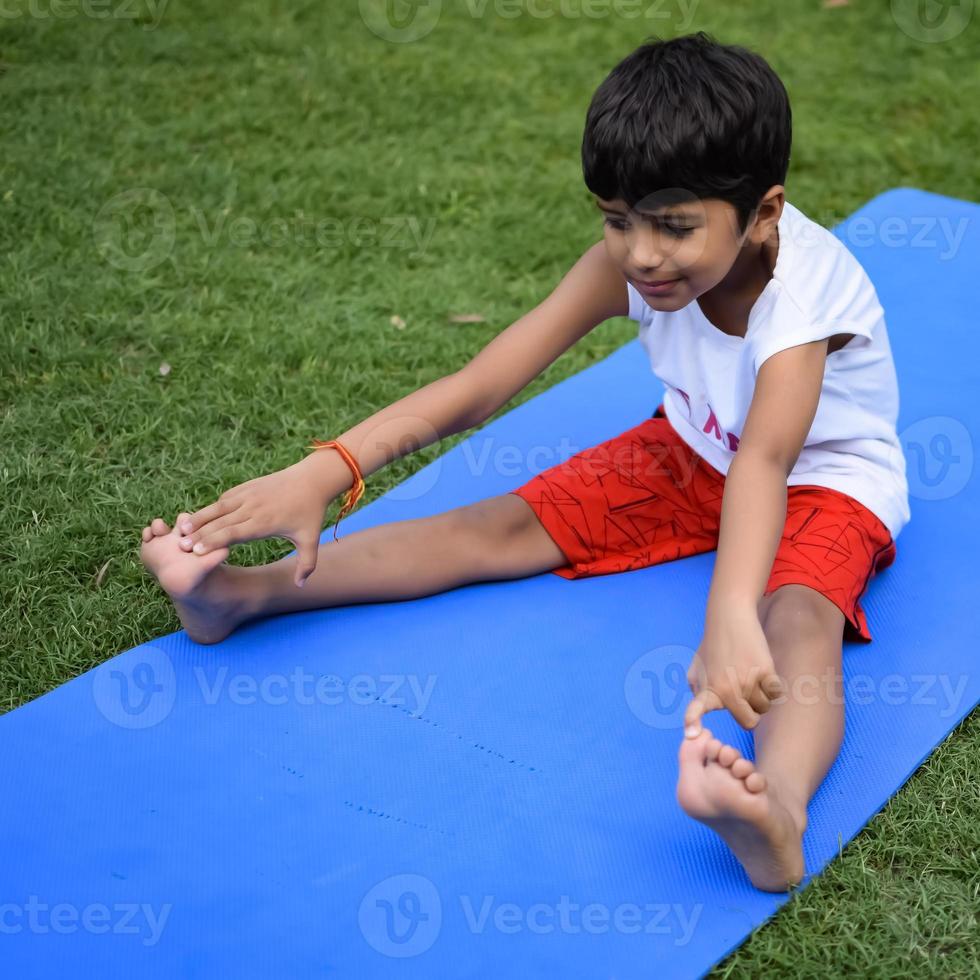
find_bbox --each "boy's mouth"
[635,276,682,296]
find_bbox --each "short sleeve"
[750,287,880,375]
[751,235,889,373]
[752,320,873,374]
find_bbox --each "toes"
[151,518,171,535]
[706,738,722,762]
[731,758,755,780]
[744,771,767,793]
[677,727,713,765]
[173,514,195,550]
[717,744,741,768]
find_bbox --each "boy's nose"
[626,227,666,271]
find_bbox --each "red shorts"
[509,406,897,643]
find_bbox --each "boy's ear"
[751,185,785,244]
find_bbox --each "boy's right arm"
[176,241,628,583]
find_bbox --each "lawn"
[1,0,978,974]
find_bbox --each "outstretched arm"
[684,337,830,734]
[171,242,627,585]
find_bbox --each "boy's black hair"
[582,32,792,234]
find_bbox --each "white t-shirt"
[627,199,910,540]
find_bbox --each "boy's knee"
[762,584,844,647]
[453,493,540,542]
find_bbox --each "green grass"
[1,0,978,974]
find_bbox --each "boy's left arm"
[683,338,830,736]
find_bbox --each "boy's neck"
[696,226,779,338]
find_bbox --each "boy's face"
[595,190,776,311]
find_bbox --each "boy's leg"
[676,486,892,891]
[139,493,569,644]
[239,493,568,615]
[676,583,845,892]
[142,410,721,645]
[750,584,846,834]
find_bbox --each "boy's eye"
[603,216,693,237]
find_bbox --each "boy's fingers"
[684,688,723,737]
[182,510,248,551]
[761,671,786,701]
[191,516,257,554]
[730,696,762,730]
[180,498,237,535]
[747,683,774,716]
[291,533,322,588]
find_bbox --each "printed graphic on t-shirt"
[671,386,741,453]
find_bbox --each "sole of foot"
[139,512,245,645]
[676,727,805,893]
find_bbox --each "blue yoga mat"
[2,188,977,978]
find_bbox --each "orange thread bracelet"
[306,438,366,540]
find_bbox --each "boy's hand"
[683,605,784,735]
[175,460,340,588]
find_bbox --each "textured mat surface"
[2,188,977,978]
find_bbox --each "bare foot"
[139,513,252,645]
[676,728,806,892]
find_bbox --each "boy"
[139,33,909,892]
